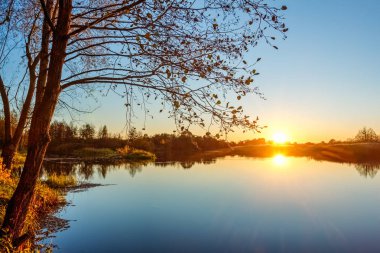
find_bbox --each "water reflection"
[272,154,287,166]
[43,156,380,180]
[42,159,217,179]
[47,157,380,253]
[355,163,380,178]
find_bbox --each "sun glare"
[272,132,288,144]
[273,154,287,166]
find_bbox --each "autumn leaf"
[245,77,253,85]
[144,33,151,40]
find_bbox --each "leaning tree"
[0,0,287,246]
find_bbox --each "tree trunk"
[1,0,72,244]
[1,144,15,170]
[35,0,53,107]
[0,75,12,169]
[1,64,38,171]
[0,132,51,238]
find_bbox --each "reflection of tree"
[42,157,219,179]
[180,161,195,169]
[98,164,108,179]
[124,163,143,177]
[355,163,380,178]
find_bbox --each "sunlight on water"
[272,154,287,166]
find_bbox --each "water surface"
[46,156,380,252]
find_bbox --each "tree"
[0,0,288,246]
[0,0,40,169]
[98,125,108,139]
[354,127,378,143]
[79,123,95,140]
[50,120,78,141]
[50,121,67,142]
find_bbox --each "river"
[43,156,380,252]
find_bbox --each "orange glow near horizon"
[272,132,288,144]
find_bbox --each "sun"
[272,132,288,144]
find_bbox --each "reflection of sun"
[272,132,288,144]
[273,154,287,166]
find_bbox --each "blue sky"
[57,0,380,142]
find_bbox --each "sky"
[57,0,380,143]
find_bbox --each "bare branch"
[39,0,56,32]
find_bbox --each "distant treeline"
[46,121,233,159]
[1,115,380,155]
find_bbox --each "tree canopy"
[1,0,287,136]
[355,127,378,143]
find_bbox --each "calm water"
[45,156,380,252]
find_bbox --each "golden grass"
[117,146,156,161]
[44,174,77,189]
[0,155,68,252]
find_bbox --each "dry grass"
[0,155,69,252]
[44,174,77,189]
[117,146,156,161]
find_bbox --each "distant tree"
[354,127,378,143]
[66,122,78,140]
[128,127,141,142]
[80,124,95,140]
[50,121,66,142]
[98,125,108,139]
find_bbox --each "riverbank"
[0,164,109,252]
[0,168,66,251]
[231,143,380,164]
[46,146,156,163]
[172,143,380,165]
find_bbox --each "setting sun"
[272,132,288,144]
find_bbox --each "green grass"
[72,147,117,158]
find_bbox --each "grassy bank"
[0,154,76,252]
[49,146,156,162]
